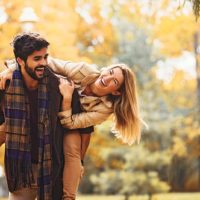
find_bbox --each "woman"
[0,57,144,199]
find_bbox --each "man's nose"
[40,58,47,66]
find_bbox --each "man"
[0,32,92,200]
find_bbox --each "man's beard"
[24,63,46,80]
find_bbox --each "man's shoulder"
[45,67,59,81]
[45,67,61,97]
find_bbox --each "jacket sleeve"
[4,59,17,70]
[4,58,83,75]
[58,109,111,129]
[47,57,98,79]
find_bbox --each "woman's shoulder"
[69,62,100,86]
[78,62,99,76]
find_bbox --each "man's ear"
[111,90,121,96]
[16,57,25,66]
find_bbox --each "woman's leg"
[63,130,82,200]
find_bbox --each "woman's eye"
[114,79,118,85]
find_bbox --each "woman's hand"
[59,78,74,100]
[0,69,13,90]
[59,78,75,111]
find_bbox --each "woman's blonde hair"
[107,64,144,145]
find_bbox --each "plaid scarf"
[4,68,52,200]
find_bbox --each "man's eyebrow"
[33,55,42,59]
[33,54,49,59]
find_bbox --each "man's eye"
[34,58,40,61]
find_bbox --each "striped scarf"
[4,68,52,200]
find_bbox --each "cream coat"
[6,58,113,129]
[47,57,113,129]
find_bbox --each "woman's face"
[92,67,124,96]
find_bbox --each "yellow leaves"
[110,159,124,169]
[153,14,198,56]
[162,70,196,109]
[165,70,195,92]
[172,136,187,156]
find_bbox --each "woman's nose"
[104,76,112,82]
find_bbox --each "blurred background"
[0,0,200,199]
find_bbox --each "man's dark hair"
[12,32,50,61]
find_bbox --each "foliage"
[0,0,199,196]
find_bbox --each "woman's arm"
[0,69,13,90]
[1,57,99,89]
[47,57,99,78]
[58,109,111,129]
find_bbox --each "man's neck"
[21,68,38,90]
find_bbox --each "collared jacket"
[47,57,113,129]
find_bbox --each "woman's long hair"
[107,64,144,145]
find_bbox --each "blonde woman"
[0,57,144,200]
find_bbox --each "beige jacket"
[47,57,113,129]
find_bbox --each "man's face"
[21,47,49,80]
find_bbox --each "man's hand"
[0,69,13,90]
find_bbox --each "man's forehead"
[29,48,48,57]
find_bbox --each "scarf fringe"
[5,157,34,192]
